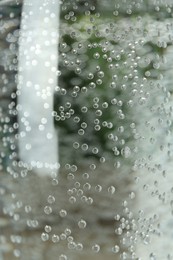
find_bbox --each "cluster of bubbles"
[1,0,173,259]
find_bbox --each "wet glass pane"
[0,0,173,259]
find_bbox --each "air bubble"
[95,185,102,192]
[150,253,156,260]
[44,206,52,215]
[76,243,83,251]
[60,233,67,240]
[13,249,21,258]
[47,195,55,204]
[129,192,135,199]
[45,225,52,233]
[41,232,49,241]
[59,254,67,260]
[59,209,67,218]
[92,244,100,253]
[69,196,76,204]
[68,242,76,250]
[108,186,116,194]
[121,146,131,158]
[78,219,87,229]
[83,183,91,191]
[73,142,80,149]
[65,228,71,236]
[112,245,120,253]
[52,179,58,186]
[94,52,100,59]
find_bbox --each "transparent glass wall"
[0,0,173,259]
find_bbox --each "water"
[1,0,173,259]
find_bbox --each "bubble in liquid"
[97,71,104,78]
[95,185,102,192]
[76,243,83,251]
[92,244,100,253]
[150,253,156,260]
[47,195,55,204]
[13,249,21,258]
[71,165,78,172]
[115,227,123,235]
[59,209,67,218]
[24,205,32,213]
[77,189,83,197]
[121,146,131,158]
[83,183,91,190]
[87,197,93,205]
[78,219,87,229]
[45,225,52,233]
[68,242,76,250]
[138,97,146,105]
[52,178,59,186]
[41,232,49,241]
[81,143,88,151]
[59,254,67,260]
[67,173,75,180]
[60,233,67,240]
[108,185,116,194]
[69,196,76,204]
[73,142,80,149]
[74,182,80,188]
[112,245,120,253]
[129,191,136,199]
[143,234,151,245]
[44,206,52,215]
[93,52,100,59]
[65,228,71,236]
[52,234,60,243]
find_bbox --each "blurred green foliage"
[55,2,171,165]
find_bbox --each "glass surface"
[0,0,173,259]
